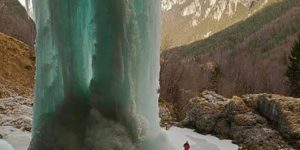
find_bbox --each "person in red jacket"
[183,141,190,150]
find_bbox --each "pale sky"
[17,0,34,20]
[18,0,26,7]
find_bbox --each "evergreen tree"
[209,65,221,93]
[285,38,300,97]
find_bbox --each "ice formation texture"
[29,0,171,150]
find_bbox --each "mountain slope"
[161,0,279,49]
[160,0,300,107]
[0,0,35,46]
[0,33,35,98]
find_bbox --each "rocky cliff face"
[161,0,276,49]
[0,0,35,46]
[243,94,300,141]
[162,0,262,17]
[176,91,300,149]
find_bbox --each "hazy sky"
[18,0,26,7]
[17,0,34,19]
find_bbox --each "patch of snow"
[204,31,212,38]
[164,127,239,150]
[0,140,14,150]
[0,126,239,150]
[182,0,203,26]
[204,8,212,19]
[163,0,269,27]
[209,0,218,6]
[192,19,200,27]
[182,0,201,16]
[0,126,31,150]
[162,0,187,11]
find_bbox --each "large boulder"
[243,94,300,146]
[182,91,300,149]
[184,93,228,133]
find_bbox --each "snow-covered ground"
[164,127,238,150]
[0,140,14,150]
[0,126,31,150]
[0,126,238,150]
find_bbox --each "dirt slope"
[0,33,34,98]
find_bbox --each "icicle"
[29,0,172,149]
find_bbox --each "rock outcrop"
[159,100,177,128]
[0,96,33,131]
[0,0,36,46]
[180,91,300,149]
[243,94,300,147]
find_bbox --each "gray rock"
[181,91,300,149]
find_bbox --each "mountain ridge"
[161,0,278,49]
[160,0,300,108]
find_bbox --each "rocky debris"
[201,90,228,103]
[232,127,289,150]
[181,91,300,149]
[159,101,177,129]
[0,96,33,132]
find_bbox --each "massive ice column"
[29,0,171,150]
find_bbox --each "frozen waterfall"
[29,0,172,149]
